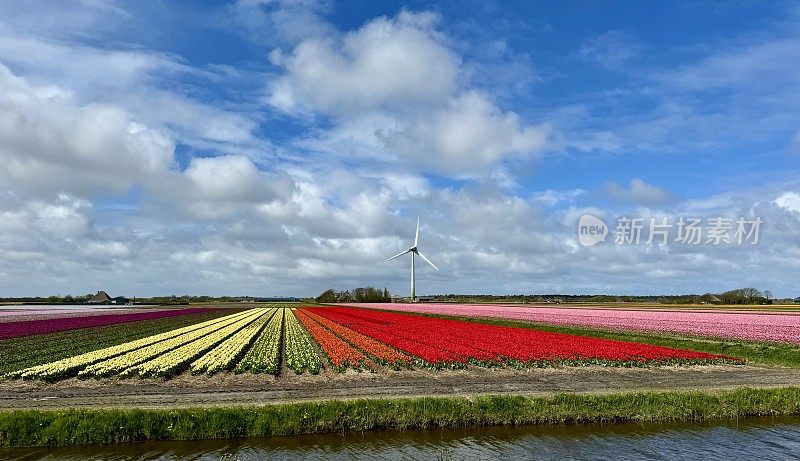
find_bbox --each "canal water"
[2,418,799,460]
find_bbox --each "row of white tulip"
[191,308,278,375]
[10,309,258,382]
[122,308,271,378]
[76,309,259,378]
[284,308,321,374]
[234,308,285,374]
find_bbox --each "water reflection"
[3,418,800,461]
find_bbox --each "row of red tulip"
[306,306,733,367]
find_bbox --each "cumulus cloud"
[268,10,457,115]
[159,155,295,220]
[0,63,174,199]
[268,10,549,175]
[0,28,267,161]
[379,91,549,173]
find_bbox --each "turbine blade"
[414,215,420,247]
[386,249,411,261]
[416,251,439,271]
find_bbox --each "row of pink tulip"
[342,303,800,344]
[0,307,164,324]
[0,307,215,339]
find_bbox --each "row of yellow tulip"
[234,308,285,374]
[122,308,272,378]
[9,309,258,382]
[191,308,278,375]
[76,309,259,378]
[284,308,321,374]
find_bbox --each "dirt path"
[1,365,799,410]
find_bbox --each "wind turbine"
[386,215,438,302]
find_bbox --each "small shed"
[88,291,111,304]
[110,296,130,305]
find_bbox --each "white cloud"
[664,38,800,91]
[160,155,295,220]
[0,62,174,199]
[268,10,458,115]
[379,91,549,173]
[774,192,800,213]
[0,0,130,41]
[603,178,673,206]
[0,28,267,162]
[268,10,549,175]
[531,189,585,207]
[81,241,131,260]
[230,0,335,46]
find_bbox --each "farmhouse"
[88,291,111,304]
[87,291,130,305]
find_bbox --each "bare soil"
[1,364,799,410]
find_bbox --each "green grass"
[384,310,800,369]
[0,309,245,375]
[1,387,799,447]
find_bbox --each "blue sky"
[0,1,799,297]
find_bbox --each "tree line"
[315,287,391,303]
[413,287,781,305]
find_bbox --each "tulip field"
[0,307,217,339]
[343,303,800,344]
[304,307,728,367]
[0,305,737,383]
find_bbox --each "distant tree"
[719,288,769,305]
[315,289,338,303]
[353,287,366,302]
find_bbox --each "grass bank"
[1,387,799,447]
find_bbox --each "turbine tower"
[386,215,438,302]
